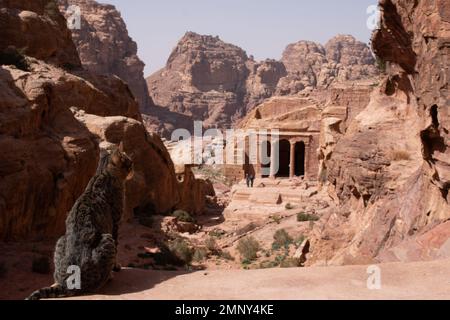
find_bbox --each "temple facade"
[223,97,322,182]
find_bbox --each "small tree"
[172,210,195,223]
[169,238,193,264]
[273,229,293,250]
[297,212,319,222]
[237,237,260,262]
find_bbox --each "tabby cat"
[27,147,133,300]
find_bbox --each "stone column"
[290,141,295,178]
[257,141,263,178]
[269,140,277,179]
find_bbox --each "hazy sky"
[104,0,378,76]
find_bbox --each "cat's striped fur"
[27,148,132,300]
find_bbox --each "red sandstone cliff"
[278,35,378,95]
[0,0,209,240]
[147,32,377,137]
[310,0,450,265]
[58,0,153,112]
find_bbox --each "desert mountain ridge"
[146,31,379,137]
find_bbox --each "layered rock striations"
[310,0,450,265]
[58,0,153,112]
[0,0,208,240]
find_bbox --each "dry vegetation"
[390,150,411,161]
[237,237,261,263]
[297,212,320,222]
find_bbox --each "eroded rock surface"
[147,32,377,137]
[58,0,153,112]
[277,35,378,95]
[0,0,208,241]
[309,0,450,265]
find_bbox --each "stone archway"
[276,139,291,178]
[294,141,306,177]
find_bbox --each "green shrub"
[273,229,293,250]
[236,222,258,236]
[272,243,281,251]
[152,244,184,266]
[270,215,282,225]
[237,237,260,262]
[220,251,234,261]
[297,212,320,222]
[168,238,193,264]
[172,210,195,223]
[44,0,60,18]
[205,237,218,253]
[0,261,7,278]
[285,203,294,210]
[0,47,29,71]
[209,229,226,238]
[193,247,209,262]
[32,256,51,274]
[275,254,287,265]
[376,57,387,73]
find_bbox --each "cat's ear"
[118,141,124,152]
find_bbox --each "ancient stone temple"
[225,96,322,181]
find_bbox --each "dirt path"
[73,258,450,300]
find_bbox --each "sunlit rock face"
[147,32,377,137]
[0,0,209,240]
[309,0,450,266]
[58,0,154,112]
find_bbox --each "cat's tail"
[26,284,76,300]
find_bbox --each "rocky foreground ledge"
[69,259,450,300]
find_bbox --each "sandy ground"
[72,258,450,300]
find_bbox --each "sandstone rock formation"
[0,0,208,241]
[318,80,377,181]
[245,59,287,112]
[73,110,212,219]
[277,35,378,95]
[0,0,81,68]
[58,0,153,112]
[147,32,251,130]
[147,32,377,137]
[236,81,377,183]
[309,0,450,265]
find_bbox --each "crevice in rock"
[420,105,446,163]
[430,105,439,128]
